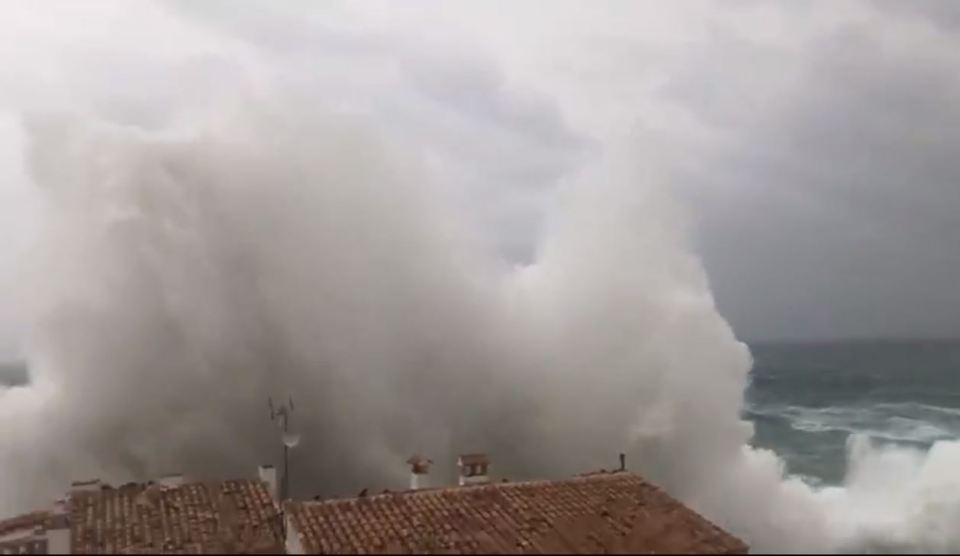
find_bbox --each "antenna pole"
[282,405,290,502]
[268,396,298,547]
[269,397,296,502]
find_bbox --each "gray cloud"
[656,9,960,340]
[870,0,960,31]
[168,0,590,265]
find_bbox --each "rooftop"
[69,478,282,554]
[0,511,51,539]
[285,471,747,554]
[0,510,56,555]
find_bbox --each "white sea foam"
[752,403,960,444]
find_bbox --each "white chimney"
[457,454,490,486]
[158,473,184,489]
[406,455,433,491]
[258,465,279,501]
[46,514,70,555]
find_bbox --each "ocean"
[744,339,960,486]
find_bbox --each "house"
[284,455,748,554]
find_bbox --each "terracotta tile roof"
[286,472,747,554]
[69,479,283,554]
[0,512,50,539]
[0,511,52,555]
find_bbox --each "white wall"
[46,527,70,555]
[284,514,305,555]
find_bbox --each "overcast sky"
[1,0,959,353]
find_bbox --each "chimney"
[619,453,626,472]
[46,514,70,555]
[457,454,490,486]
[406,455,433,490]
[259,465,279,501]
[158,473,184,489]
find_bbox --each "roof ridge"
[71,476,267,493]
[288,471,647,507]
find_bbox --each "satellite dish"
[283,432,301,448]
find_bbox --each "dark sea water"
[744,339,960,486]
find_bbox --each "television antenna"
[269,396,300,501]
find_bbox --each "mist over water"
[2,4,960,554]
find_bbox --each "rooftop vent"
[457,453,490,486]
[406,454,433,490]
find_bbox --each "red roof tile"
[286,472,747,554]
[0,512,52,538]
[0,511,53,555]
[69,479,282,554]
